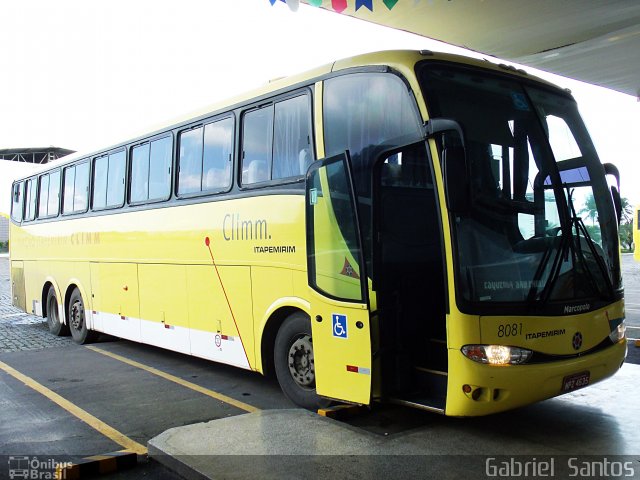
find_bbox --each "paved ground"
[0,254,638,479]
[0,256,291,479]
[0,265,74,353]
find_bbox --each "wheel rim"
[287,334,315,388]
[70,300,84,331]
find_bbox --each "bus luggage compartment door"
[11,261,26,312]
[306,153,372,405]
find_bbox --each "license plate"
[562,371,590,392]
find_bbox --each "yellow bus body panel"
[445,301,626,416]
[10,193,308,373]
[446,340,626,417]
[634,205,639,261]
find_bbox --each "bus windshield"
[419,64,622,313]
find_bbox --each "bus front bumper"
[444,339,627,417]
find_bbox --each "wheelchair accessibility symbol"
[332,314,348,339]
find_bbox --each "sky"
[1,0,639,212]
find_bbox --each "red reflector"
[346,365,358,373]
[164,324,171,329]
[221,335,229,340]
[120,316,126,320]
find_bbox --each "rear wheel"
[46,286,69,336]
[68,288,98,344]
[274,311,330,410]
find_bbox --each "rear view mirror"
[442,145,470,215]
[603,163,622,224]
[424,118,470,215]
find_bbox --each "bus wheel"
[68,289,97,344]
[274,312,330,410]
[46,286,69,336]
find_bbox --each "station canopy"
[284,0,640,99]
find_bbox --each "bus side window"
[93,156,108,209]
[24,179,36,221]
[132,136,173,203]
[203,118,233,192]
[241,106,273,185]
[106,151,126,208]
[148,136,172,200]
[131,143,151,203]
[273,94,312,179]
[11,182,23,222]
[178,127,204,195]
[74,162,89,212]
[63,165,76,214]
[64,162,90,214]
[93,152,125,210]
[37,171,61,219]
[37,174,50,218]
[48,170,61,217]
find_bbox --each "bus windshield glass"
[419,64,622,313]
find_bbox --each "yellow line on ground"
[86,345,260,413]
[0,360,147,455]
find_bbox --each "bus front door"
[305,153,372,405]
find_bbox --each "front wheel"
[68,288,98,344]
[274,312,330,410]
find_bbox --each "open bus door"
[305,152,372,405]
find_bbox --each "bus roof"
[12,49,562,182]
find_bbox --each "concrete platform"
[149,363,640,479]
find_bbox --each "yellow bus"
[635,205,639,261]
[9,50,627,416]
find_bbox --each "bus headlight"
[608,321,626,343]
[461,345,533,365]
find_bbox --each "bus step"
[414,367,447,376]
[414,367,448,400]
[389,394,445,414]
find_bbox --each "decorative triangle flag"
[308,0,323,6]
[383,0,399,9]
[356,0,373,11]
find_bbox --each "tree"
[619,223,633,250]
[619,196,633,225]
[617,197,634,251]
[580,193,634,251]
[580,193,598,225]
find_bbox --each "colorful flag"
[383,0,399,9]
[331,0,347,12]
[286,0,300,10]
[355,0,373,11]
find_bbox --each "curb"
[56,450,137,479]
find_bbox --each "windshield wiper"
[526,225,570,303]
[570,209,615,299]
[531,190,614,304]
[527,189,614,304]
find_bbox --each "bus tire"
[274,312,331,410]
[68,288,97,344]
[46,286,69,336]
